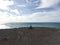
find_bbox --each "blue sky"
[0,0,60,24]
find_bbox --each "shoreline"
[0,27,60,30]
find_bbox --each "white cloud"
[26,0,30,3]
[36,0,60,8]
[31,9,60,22]
[10,9,20,14]
[0,8,60,24]
[0,0,14,10]
[0,0,60,24]
[16,5,26,7]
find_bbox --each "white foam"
[0,24,10,29]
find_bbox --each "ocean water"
[5,23,60,29]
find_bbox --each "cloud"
[25,9,60,22]
[0,0,14,10]
[0,0,60,25]
[36,0,60,8]
[0,8,60,24]
[16,5,26,7]
[10,9,20,14]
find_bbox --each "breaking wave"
[0,24,11,29]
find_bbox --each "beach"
[0,27,60,45]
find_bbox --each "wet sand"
[0,27,60,45]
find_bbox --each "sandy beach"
[0,27,60,45]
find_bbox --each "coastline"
[0,27,60,45]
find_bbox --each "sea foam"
[0,24,10,29]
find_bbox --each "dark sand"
[0,27,60,45]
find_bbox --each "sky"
[0,0,60,24]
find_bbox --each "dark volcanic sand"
[0,27,60,45]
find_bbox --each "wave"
[0,24,11,29]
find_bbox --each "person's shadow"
[29,25,33,29]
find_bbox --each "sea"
[0,22,60,29]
